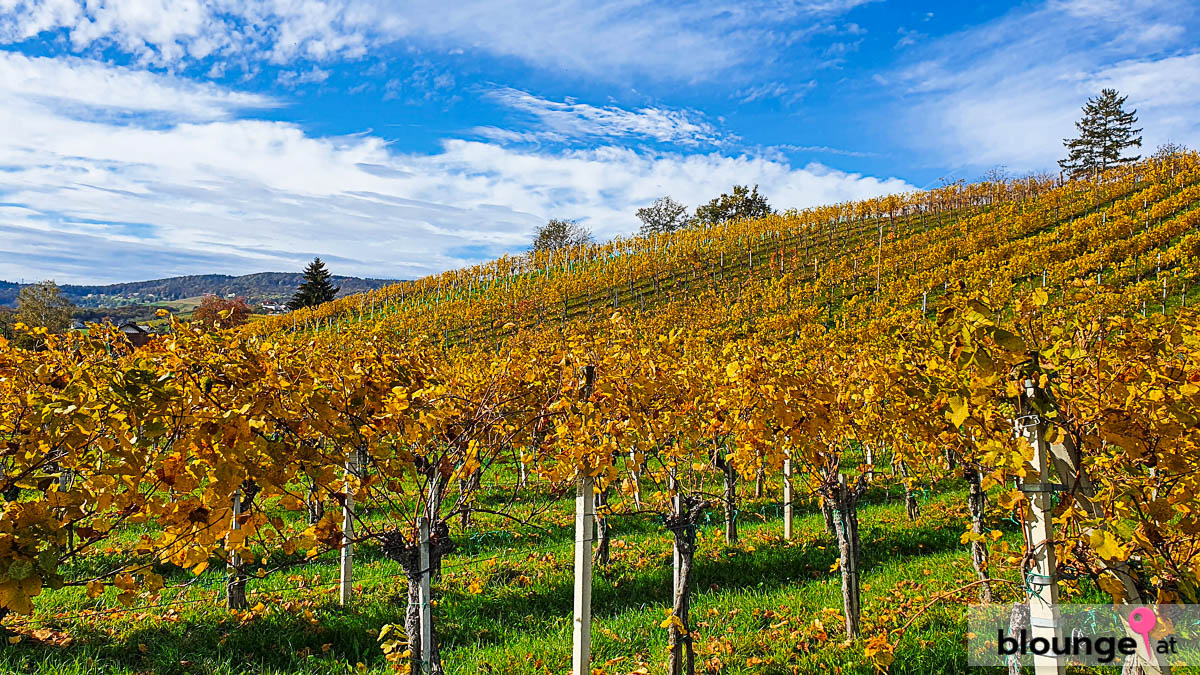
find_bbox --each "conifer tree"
[287,258,340,311]
[1059,89,1142,179]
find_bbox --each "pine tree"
[1059,89,1142,179]
[287,258,340,311]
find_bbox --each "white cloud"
[0,54,912,284]
[0,0,876,81]
[486,88,725,146]
[779,144,878,158]
[735,80,816,106]
[0,50,275,121]
[894,27,922,49]
[890,0,1200,170]
[276,66,329,87]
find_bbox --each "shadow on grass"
[14,491,971,674]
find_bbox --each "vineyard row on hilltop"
[1,154,1199,672]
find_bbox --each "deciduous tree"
[192,294,252,329]
[636,196,691,236]
[531,218,592,252]
[14,280,74,333]
[694,185,771,225]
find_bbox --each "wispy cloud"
[889,0,1200,170]
[0,0,877,82]
[735,80,816,106]
[0,51,276,122]
[0,54,911,284]
[779,144,879,158]
[485,87,727,146]
[277,67,330,88]
[894,27,922,49]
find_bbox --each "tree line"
[532,87,1186,254]
[531,183,774,253]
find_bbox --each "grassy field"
[0,477,1045,674]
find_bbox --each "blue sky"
[1,0,1198,284]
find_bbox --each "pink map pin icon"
[1128,607,1157,658]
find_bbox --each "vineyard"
[2,153,1200,674]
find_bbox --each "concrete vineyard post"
[340,452,359,606]
[572,473,594,675]
[630,449,642,510]
[783,457,794,540]
[1020,380,1065,675]
[418,516,433,675]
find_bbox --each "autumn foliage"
[0,152,1198,664]
[191,294,252,329]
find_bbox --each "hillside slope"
[0,272,402,308]
[258,153,1200,345]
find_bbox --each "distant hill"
[0,273,402,308]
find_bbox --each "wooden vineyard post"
[783,457,794,540]
[898,461,919,520]
[417,516,433,675]
[671,467,682,592]
[340,452,359,606]
[227,490,246,610]
[1019,380,1065,675]
[59,469,75,562]
[726,460,740,545]
[572,473,594,675]
[594,488,610,566]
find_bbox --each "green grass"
[2,478,1033,674]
